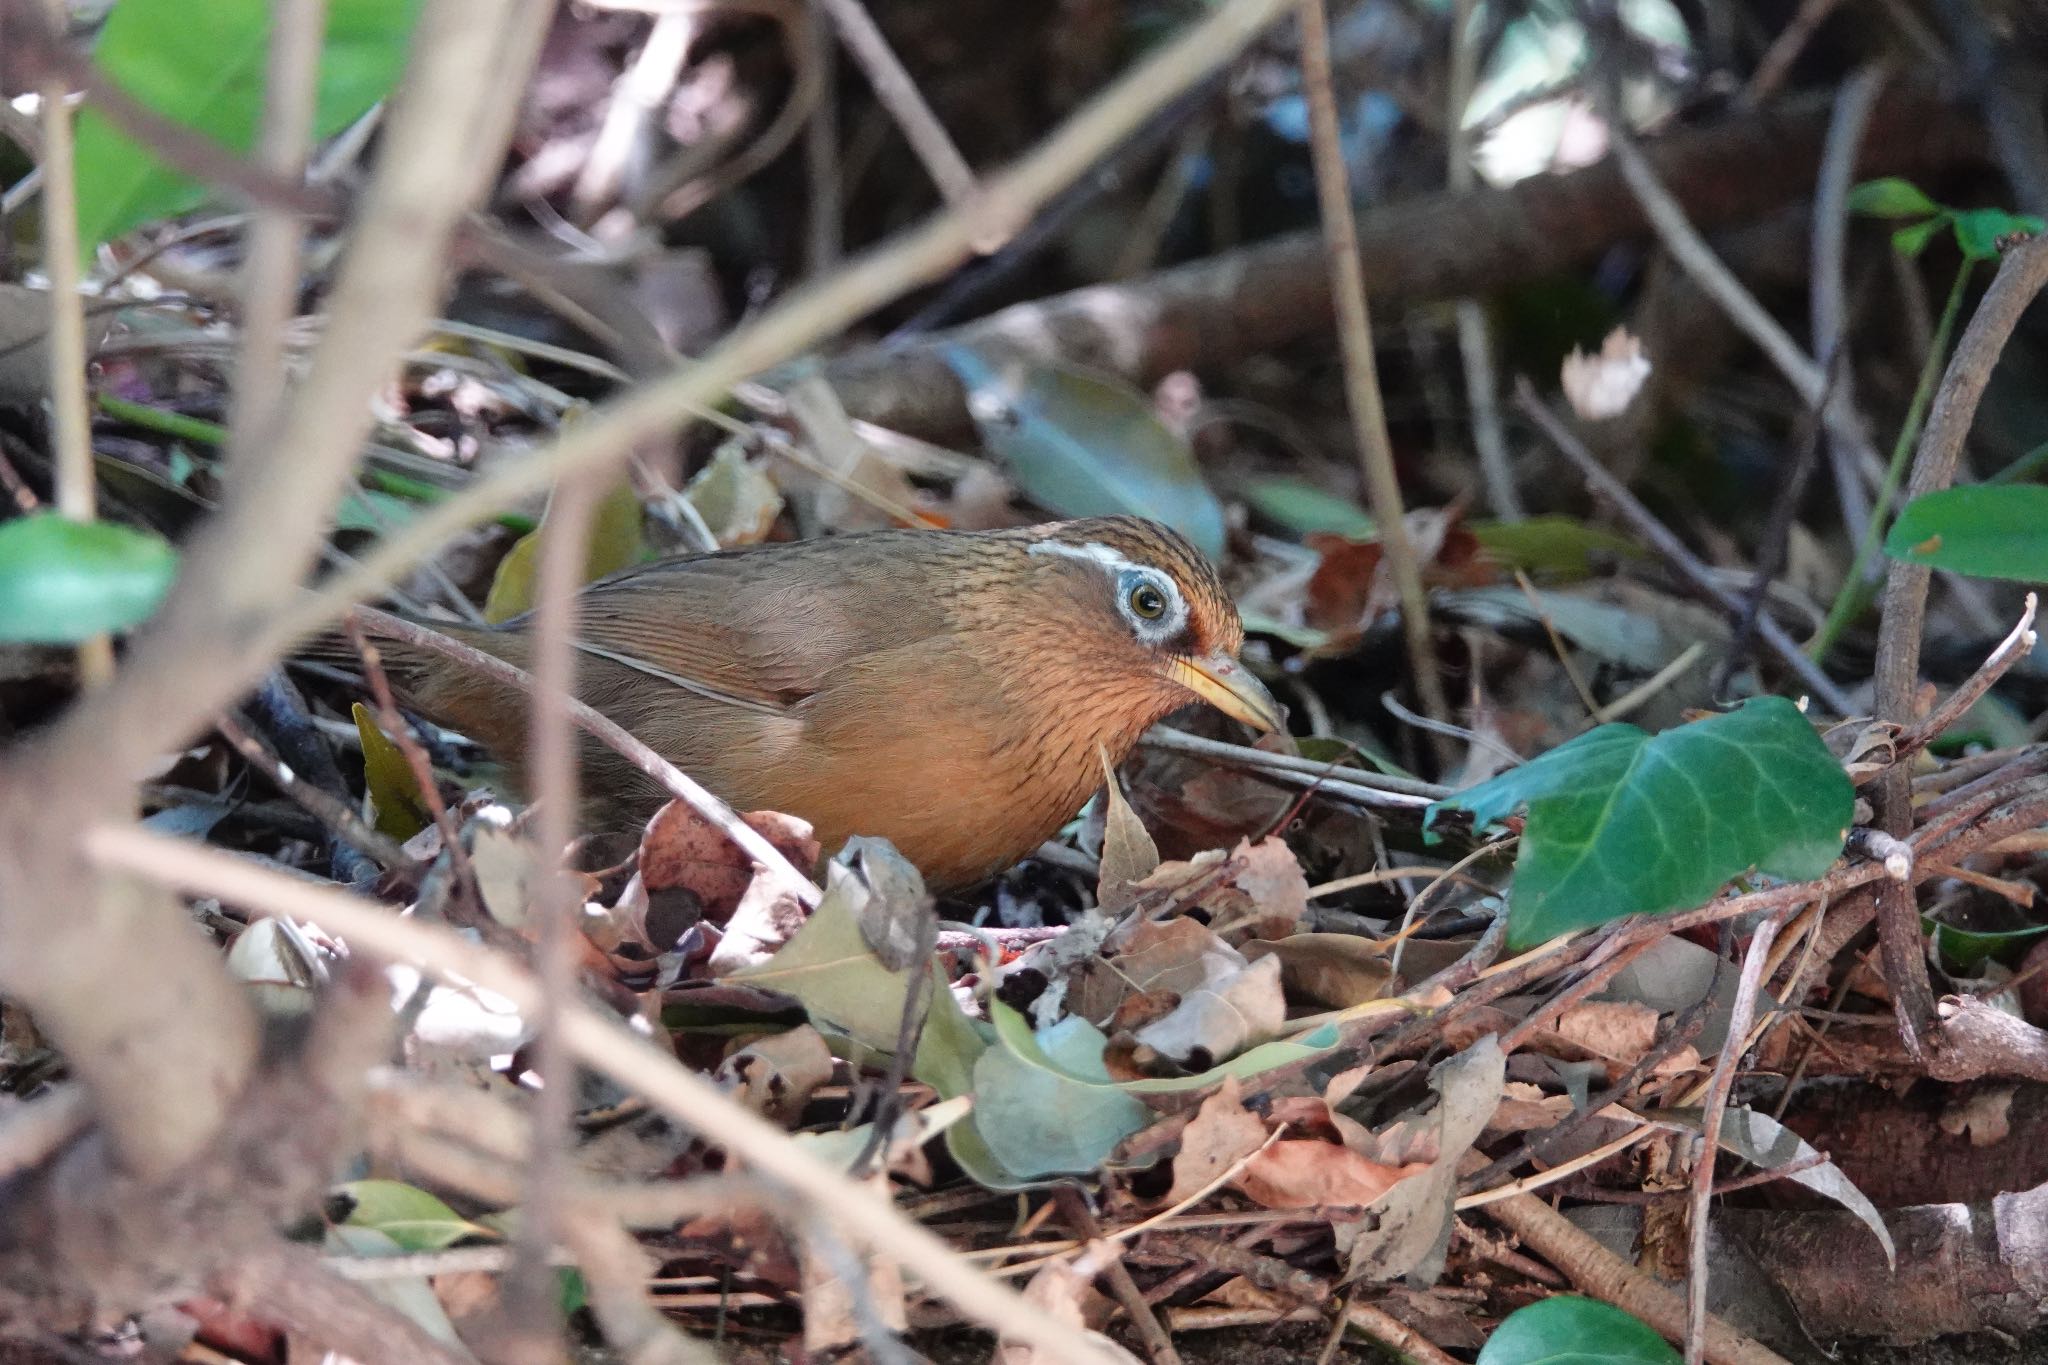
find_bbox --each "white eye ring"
[1115,568,1184,641]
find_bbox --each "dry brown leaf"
[639,801,818,923]
[717,1025,834,1120]
[801,1170,906,1354]
[1130,952,1286,1069]
[1551,1000,1659,1079]
[1071,916,1240,1023]
[1166,1077,1268,1204]
[1236,1138,1428,1210]
[994,1253,1135,1365]
[1244,933,1392,1008]
[1097,750,1161,913]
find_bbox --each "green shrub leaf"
[1846,177,1940,220]
[945,345,1227,560]
[0,513,177,641]
[1426,697,1851,950]
[1886,485,2048,581]
[1477,1296,1679,1365]
[75,0,422,248]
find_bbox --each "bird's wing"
[562,548,951,715]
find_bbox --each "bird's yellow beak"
[1170,651,1284,734]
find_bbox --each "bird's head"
[1019,517,1283,736]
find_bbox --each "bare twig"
[1055,1188,1184,1365]
[817,0,979,215]
[214,710,416,872]
[1684,905,1796,1365]
[1513,380,1856,715]
[1296,0,1451,762]
[344,618,476,896]
[1870,235,2048,1052]
[225,0,324,471]
[87,827,1132,1365]
[503,472,603,1360]
[1809,65,1889,549]
[1897,594,2039,759]
[1446,0,1521,520]
[34,0,110,687]
[349,603,825,906]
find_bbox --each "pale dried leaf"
[1560,326,1651,420]
[1098,749,1161,912]
[1130,953,1286,1068]
[1167,1077,1268,1203]
[1237,1139,1428,1210]
[718,1025,834,1120]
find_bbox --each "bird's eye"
[1128,581,1168,620]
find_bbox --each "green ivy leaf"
[335,1178,494,1252]
[1886,484,2048,582]
[1845,177,1940,220]
[0,512,177,641]
[351,702,431,840]
[1951,208,2045,263]
[971,1005,1148,1179]
[1477,1297,1678,1365]
[1244,478,1375,538]
[482,476,648,623]
[1426,697,1851,951]
[1890,216,1947,259]
[944,345,1227,560]
[74,0,422,249]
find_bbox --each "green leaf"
[944,346,1227,560]
[1470,516,1643,578]
[1477,1296,1678,1365]
[352,702,431,840]
[1845,177,1940,220]
[1890,217,1946,259]
[335,1179,494,1252]
[1244,479,1375,538]
[483,476,647,622]
[1426,697,1852,951]
[971,1008,1148,1179]
[1951,208,2045,263]
[988,998,1338,1095]
[0,513,177,641]
[728,868,919,1054]
[1886,485,2048,581]
[1927,917,2048,970]
[74,0,422,249]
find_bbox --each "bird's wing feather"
[563,549,953,714]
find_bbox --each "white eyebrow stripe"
[1026,539,1141,573]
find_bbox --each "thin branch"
[1897,593,2038,759]
[816,0,980,215]
[350,603,824,905]
[1684,905,1795,1365]
[33,2,109,687]
[1513,380,1856,715]
[1809,65,1889,549]
[1870,234,2048,1050]
[225,0,326,472]
[1296,0,1452,762]
[214,710,416,873]
[504,473,602,1359]
[87,826,1133,1365]
[1447,0,1521,520]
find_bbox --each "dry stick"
[1341,1299,1462,1365]
[246,0,1301,683]
[225,0,324,473]
[1479,1175,1795,1365]
[816,0,979,214]
[1446,0,1520,521]
[212,711,416,873]
[1684,902,1797,1365]
[1295,0,1453,765]
[344,618,476,897]
[84,828,1130,1365]
[1513,380,1856,716]
[568,9,697,222]
[33,0,112,688]
[1809,65,1890,550]
[1142,727,1445,802]
[1896,594,2038,760]
[505,472,602,1360]
[1054,1188,1184,1365]
[349,603,824,906]
[1870,235,2048,1053]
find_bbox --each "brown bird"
[363,515,1281,888]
